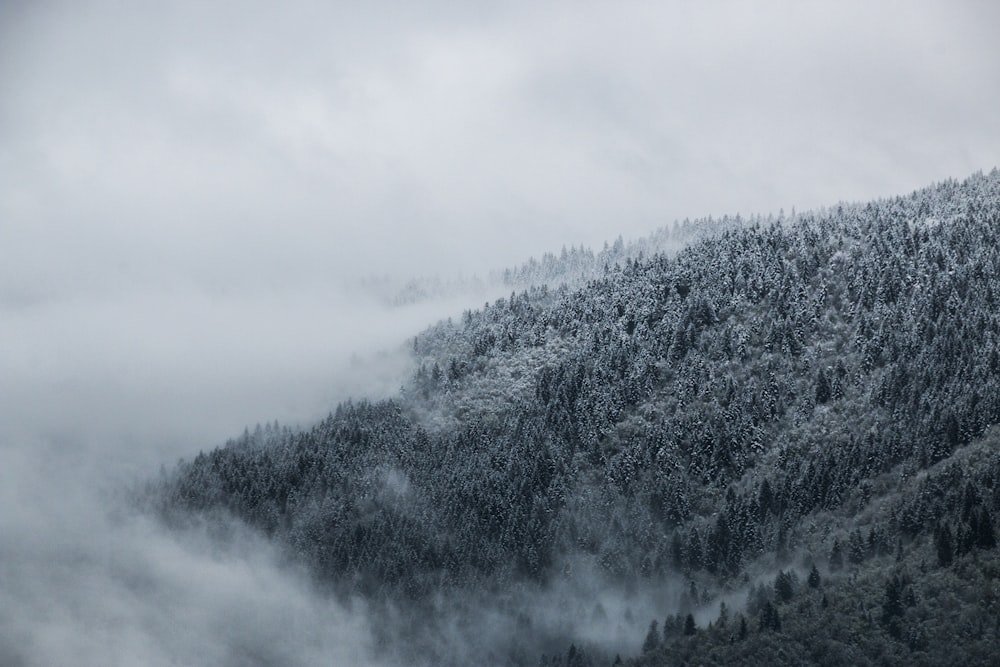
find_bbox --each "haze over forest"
[2,2,1000,666]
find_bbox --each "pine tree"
[815,367,832,404]
[848,529,866,564]
[642,620,660,652]
[759,601,781,632]
[662,614,681,641]
[882,574,904,624]
[978,508,997,549]
[935,522,954,567]
[808,564,821,588]
[684,614,697,636]
[774,570,795,602]
[830,539,844,571]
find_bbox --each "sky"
[1,1,999,664]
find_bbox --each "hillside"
[155,170,1000,666]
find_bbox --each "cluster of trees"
[373,211,747,309]
[156,170,1000,665]
[629,535,1000,666]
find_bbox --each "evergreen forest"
[154,170,1000,666]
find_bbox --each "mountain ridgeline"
[363,213,738,309]
[157,171,1000,666]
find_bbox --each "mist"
[0,448,379,666]
[2,0,999,664]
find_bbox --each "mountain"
[154,170,1000,666]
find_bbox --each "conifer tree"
[642,620,660,652]
[977,508,996,549]
[775,570,795,602]
[935,523,954,567]
[808,564,821,588]
[830,540,844,571]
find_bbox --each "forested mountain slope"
[156,170,1000,666]
[370,213,743,308]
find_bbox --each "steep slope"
[155,170,1000,666]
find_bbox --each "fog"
[0,450,377,666]
[2,0,998,664]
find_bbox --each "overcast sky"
[3,0,999,453]
[2,1,999,664]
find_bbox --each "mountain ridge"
[156,169,1000,666]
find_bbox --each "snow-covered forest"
[157,171,1000,666]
